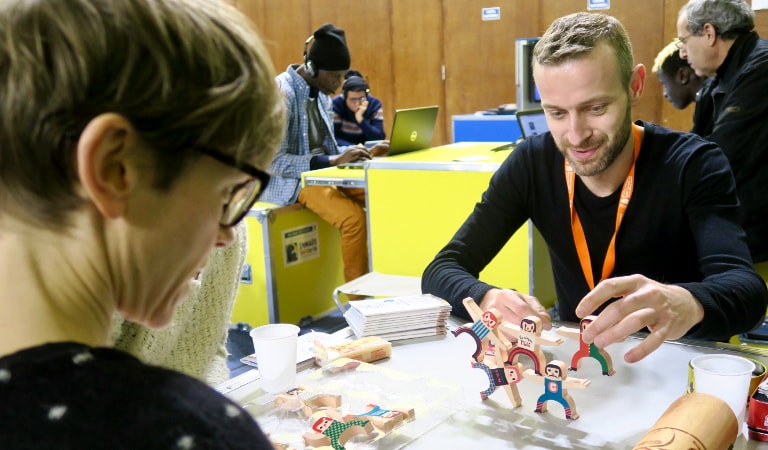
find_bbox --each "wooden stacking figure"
[470,342,525,407]
[303,415,373,450]
[274,385,342,418]
[499,315,563,375]
[524,360,591,420]
[348,403,416,433]
[452,297,514,362]
[557,315,616,376]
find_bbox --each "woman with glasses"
[333,69,386,146]
[0,0,283,448]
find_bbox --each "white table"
[221,318,768,449]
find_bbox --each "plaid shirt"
[261,65,342,206]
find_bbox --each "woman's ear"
[76,113,138,219]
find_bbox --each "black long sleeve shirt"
[422,121,767,341]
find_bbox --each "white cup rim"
[249,323,300,340]
[690,354,754,376]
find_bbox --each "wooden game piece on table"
[452,297,514,363]
[303,415,374,450]
[321,357,362,374]
[471,342,524,407]
[346,403,416,433]
[524,360,591,420]
[556,315,616,376]
[499,315,564,375]
[274,385,342,418]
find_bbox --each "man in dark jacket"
[677,0,768,264]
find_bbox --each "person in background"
[333,69,386,146]
[652,40,709,113]
[677,0,768,265]
[0,0,283,447]
[422,12,767,365]
[262,24,388,284]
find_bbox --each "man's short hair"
[533,12,634,89]
[0,0,284,228]
[680,0,754,40]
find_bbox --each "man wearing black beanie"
[262,23,389,286]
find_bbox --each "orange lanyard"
[565,124,642,290]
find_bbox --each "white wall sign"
[588,0,610,10]
[482,7,501,21]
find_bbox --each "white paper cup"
[249,324,300,393]
[690,354,754,429]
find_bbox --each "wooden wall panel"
[391,0,446,144]
[442,0,541,139]
[235,0,311,74]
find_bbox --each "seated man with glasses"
[332,69,386,147]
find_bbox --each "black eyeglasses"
[192,146,271,227]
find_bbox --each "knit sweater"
[332,94,385,146]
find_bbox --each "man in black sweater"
[422,12,767,364]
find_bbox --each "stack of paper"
[343,294,452,341]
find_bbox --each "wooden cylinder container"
[633,392,738,450]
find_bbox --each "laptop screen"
[388,105,439,156]
[515,109,549,139]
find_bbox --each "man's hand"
[478,288,552,331]
[355,98,369,123]
[330,145,371,166]
[576,274,704,364]
[369,141,389,157]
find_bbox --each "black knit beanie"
[308,23,350,71]
[343,75,369,93]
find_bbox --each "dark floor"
[225,309,347,378]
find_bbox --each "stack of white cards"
[343,294,452,341]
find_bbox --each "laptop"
[387,105,439,155]
[490,109,549,152]
[515,109,548,139]
[339,105,439,168]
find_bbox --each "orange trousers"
[298,185,368,282]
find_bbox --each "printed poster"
[283,223,319,267]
